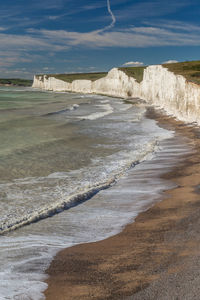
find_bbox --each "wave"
[44,104,79,116]
[79,104,113,120]
[100,100,110,104]
[0,87,34,93]
[119,104,133,111]
[0,140,158,235]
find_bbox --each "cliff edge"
[32,64,200,125]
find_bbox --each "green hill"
[37,72,108,83]
[162,60,200,85]
[119,66,147,83]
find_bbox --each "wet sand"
[45,108,200,300]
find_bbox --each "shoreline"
[44,107,200,299]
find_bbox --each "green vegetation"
[119,66,147,83]
[38,72,108,83]
[0,78,33,86]
[162,60,200,85]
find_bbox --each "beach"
[45,108,200,300]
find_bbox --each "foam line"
[79,104,113,120]
[0,140,158,235]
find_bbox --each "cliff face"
[32,65,200,124]
[32,69,138,98]
[140,65,200,124]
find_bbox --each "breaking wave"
[44,104,79,116]
[0,139,158,235]
[79,104,113,120]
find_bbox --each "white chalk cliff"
[32,65,200,124]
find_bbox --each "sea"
[0,86,193,299]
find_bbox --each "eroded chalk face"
[33,65,200,125]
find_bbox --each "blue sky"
[0,0,200,78]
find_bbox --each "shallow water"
[0,87,193,299]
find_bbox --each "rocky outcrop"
[32,65,200,125]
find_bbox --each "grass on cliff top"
[40,72,108,83]
[162,60,200,85]
[119,66,147,83]
[0,78,33,86]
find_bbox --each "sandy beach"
[44,107,200,300]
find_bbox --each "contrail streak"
[96,0,116,33]
[107,0,116,29]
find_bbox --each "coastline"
[44,107,200,300]
[33,65,200,126]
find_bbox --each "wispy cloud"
[0,27,8,31]
[115,0,192,20]
[44,4,106,22]
[144,20,200,33]
[29,20,200,49]
[0,31,68,69]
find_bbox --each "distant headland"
[0,78,33,87]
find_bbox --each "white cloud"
[43,67,55,71]
[162,60,179,64]
[146,20,200,33]
[0,31,69,68]
[48,15,60,20]
[123,61,144,66]
[0,21,200,63]
[0,27,7,31]
[0,67,34,79]
[29,20,200,50]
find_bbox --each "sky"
[0,0,200,78]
